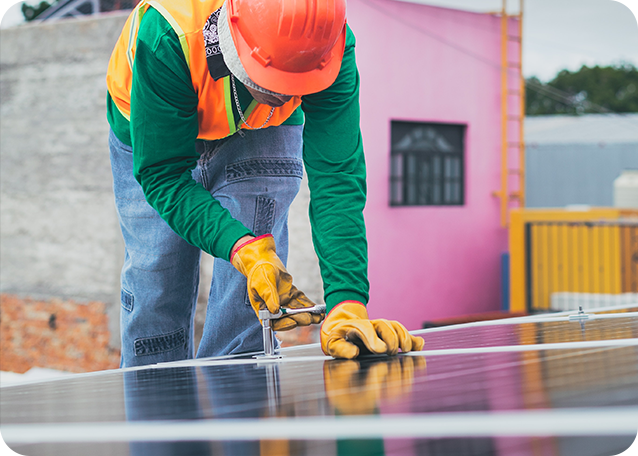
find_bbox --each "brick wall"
[0,294,120,374]
[1,290,318,374]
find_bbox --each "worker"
[106,0,424,367]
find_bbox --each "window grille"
[390,121,465,207]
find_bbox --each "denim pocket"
[226,158,303,182]
[253,196,276,237]
[245,195,277,307]
[134,328,186,356]
[121,288,134,312]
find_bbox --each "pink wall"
[347,0,520,327]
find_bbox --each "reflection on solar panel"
[2,305,637,456]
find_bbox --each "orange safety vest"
[106,0,302,141]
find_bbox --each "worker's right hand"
[231,234,321,331]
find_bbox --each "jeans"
[109,125,303,367]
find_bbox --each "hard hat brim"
[230,22,347,96]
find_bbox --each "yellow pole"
[611,226,622,293]
[500,0,508,226]
[592,225,601,294]
[509,209,527,312]
[518,0,526,208]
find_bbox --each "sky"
[401,0,638,81]
[0,0,637,82]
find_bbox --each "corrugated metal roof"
[525,114,638,145]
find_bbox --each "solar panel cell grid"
[1,310,637,456]
[415,317,638,350]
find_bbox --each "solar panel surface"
[1,306,637,456]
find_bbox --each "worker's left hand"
[231,234,322,331]
[321,301,425,359]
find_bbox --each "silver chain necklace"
[231,76,274,130]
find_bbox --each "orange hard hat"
[221,0,347,95]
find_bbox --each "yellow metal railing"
[509,208,638,313]
[528,222,626,310]
[621,225,638,293]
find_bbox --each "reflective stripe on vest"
[126,1,190,71]
[107,0,301,140]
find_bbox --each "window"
[390,121,465,206]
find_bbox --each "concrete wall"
[1,13,129,350]
[348,0,513,326]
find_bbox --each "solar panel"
[2,306,637,456]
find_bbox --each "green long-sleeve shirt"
[107,7,369,310]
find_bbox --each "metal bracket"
[568,306,594,322]
[254,310,283,359]
[255,304,326,358]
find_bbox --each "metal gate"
[526,221,638,312]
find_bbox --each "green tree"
[22,1,52,21]
[525,63,638,116]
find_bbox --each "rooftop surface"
[525,114,638,145]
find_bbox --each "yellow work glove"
[231,234,321,331]
[321,301,425,359]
